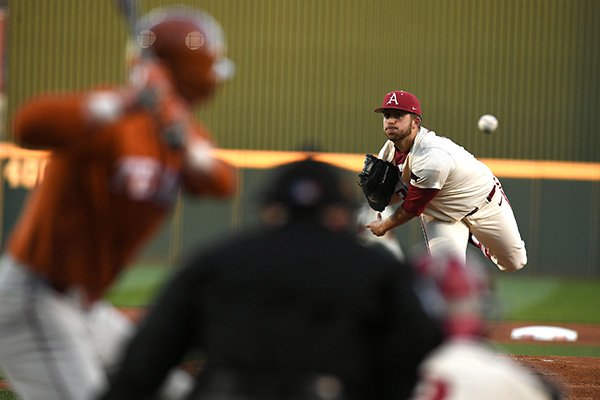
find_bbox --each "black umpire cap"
[261,157,356,218]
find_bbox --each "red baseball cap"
[374,90,422,116]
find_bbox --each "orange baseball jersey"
[9,92,236,301]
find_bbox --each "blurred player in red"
[0,6,235,400]
[409,252,564,400]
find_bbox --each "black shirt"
[101,222,443,400]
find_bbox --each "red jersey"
[9,92,236,301]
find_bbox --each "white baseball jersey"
[410,339,558,400]
[377,127,527,272]
[381,128,495,222]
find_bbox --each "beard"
[385,124,412,142]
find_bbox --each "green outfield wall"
[5,0,599,160]
[147,170,600,278]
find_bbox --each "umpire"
[100,158,443,400]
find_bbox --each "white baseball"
[478,114,498,133]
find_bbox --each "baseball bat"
[115,0,139,37]
[115,0,186,151]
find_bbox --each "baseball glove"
[358,154,399,212]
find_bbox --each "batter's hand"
[366,213,388,237]
[130,60,190,149]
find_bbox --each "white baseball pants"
[422,179,527,271]
[0,255,192,400]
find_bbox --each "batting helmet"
[374,90,422,116]
[135,6,234,103]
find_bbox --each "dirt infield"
[488,321,600,400]
[512,355,599,400]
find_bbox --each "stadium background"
[1,0,599,278]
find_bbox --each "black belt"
[466,185,496,217]
[196,370,346,400]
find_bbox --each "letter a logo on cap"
[374,90,421,115]
[386,92,398,106]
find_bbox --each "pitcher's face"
[382,110,418,142]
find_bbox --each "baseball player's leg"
[466,199,527,272]
[422,216,470,263]
[0,256,105,400]
[86,300,135,371]
[87,300,194,399]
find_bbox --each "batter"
[0,6,236,400]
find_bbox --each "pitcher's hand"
[366,213,388,237]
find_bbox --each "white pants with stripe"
[0,254,192,400]
[422,179,527,272]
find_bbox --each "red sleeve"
[13,93,89,149]
[401,184,440,215]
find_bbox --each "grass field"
[0,391,17,399]
[107,265,600,320]
[104,265,600,357]
[493,274,600,324]
[105,264,172,307]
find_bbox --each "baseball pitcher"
[359,90,527,271]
